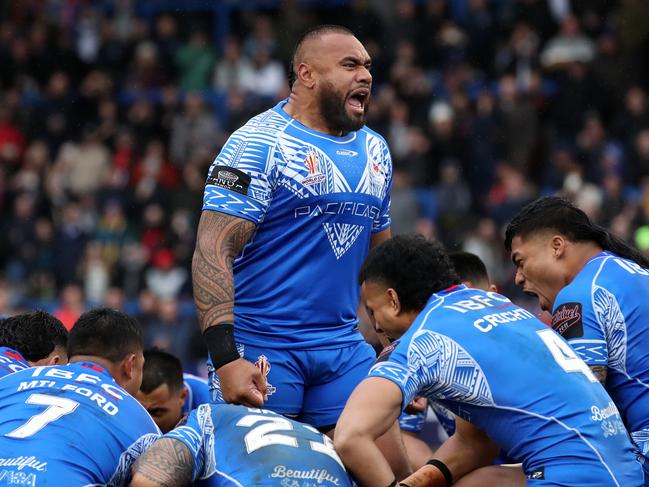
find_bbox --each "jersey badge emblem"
[302,149,326,186]
[255,355,277,396]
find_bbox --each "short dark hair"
[449,251,490,286]
[289,24,355,89]
[504,196,649,269]
[0,311,68,362]
[359,235,459,312]
[140,349,184,394]
[68,308,143,363]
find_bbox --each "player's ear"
[488,283,498,293]
[551,235,566,258]
[122,353,137,380]
[180,386,188,403]
[297,62,316,89]
[387,288,401,314]
[47,354,62,366]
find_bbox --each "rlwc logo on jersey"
[254,355,276,396]
[302,150,326,186]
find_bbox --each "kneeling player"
[335,236,644,486]
[0,311,68,377]
[132,403,355,486]
[0,309,159,485]
[136,348,210,433]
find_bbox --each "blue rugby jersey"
[551,251,649,461]
[0,347,29,378]
[370,285,644,486]
[0,362,159,486]
[165,403,354,486]
[203,99,392,349]
[182,373,210,416]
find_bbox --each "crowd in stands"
[2,0,649,367]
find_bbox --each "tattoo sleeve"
[192,210,255,332]
[133,438,193,487]
[590,365,608,386]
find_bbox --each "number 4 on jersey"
[537,329,598,383]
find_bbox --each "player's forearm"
[335,432,398,487]
[191,211,255,333]
[430,432,497,481]
[191,238,235,333]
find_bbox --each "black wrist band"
[203,324,240,370]
[426,459,452,487]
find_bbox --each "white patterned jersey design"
[202,99,392,349]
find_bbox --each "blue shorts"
[208,340,375,429]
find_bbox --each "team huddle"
[1,24,649,487]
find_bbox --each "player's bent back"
[133,403,354,487]
[0,362,159,485]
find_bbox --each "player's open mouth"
[523,289,538,299]
[347,89,369,115]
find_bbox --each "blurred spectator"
[240,46,286,100]
[169,93,222,166]
[57,127,110,197]
[145,248,188,299]
[103,286,125,311]
[174,31,215,91]
[145,296,192,363]
[540,15,595,68]
[81,241,110,305]
[0,106,25,166]
[213,37,254,92]
[54,200,89,286]
[126,41,168,89]
[54,282,85,331]
[434,161,472,248]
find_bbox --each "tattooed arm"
[192,210,255,329]
[131,438,193,487]
[192,210,266,406]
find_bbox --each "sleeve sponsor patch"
[206,165,251,196]
[552,302,583,339]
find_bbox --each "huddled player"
[132,402,355,487]
[0,311,68,377]
[506,196,649,477]
[0,308,159,485]
[335,235,643,486]
[136,348,210,433]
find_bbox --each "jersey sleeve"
[552,285,608,366]
[368,332,430,410]
[202,118,280,224]
[184,375,211,411]
[372,137,392,233]
[164,404,216,482]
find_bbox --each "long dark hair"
[505,196,649,269]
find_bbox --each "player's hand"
[404,396,427,414]
[399,464,447,487]
[216,358,267,407]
